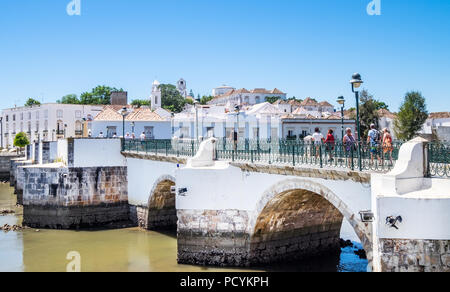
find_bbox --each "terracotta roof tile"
[429,112,450,119]
[301,97,319,106]
[94,106,164,122]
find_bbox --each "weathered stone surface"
[0,154,23,181]
[22,166,129,229]
[232,162,371,184]
[379,239,450,272]
[23,203,130,229]
[177,191,346,268]
[121,151,186,165]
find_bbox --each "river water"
[0,184,367,272]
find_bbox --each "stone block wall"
[22,166,129,229]
[0,154,23,181]
[177,209,252,267]
[379,239,450,272]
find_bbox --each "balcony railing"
[122,138,450,178]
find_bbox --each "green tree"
[58,94,80,104]
[79,85,124,105]
[131,99,151,108]
[160,84,187,113]
[13,132,30,153]
[25,98,41,107]
[374,100,389,110]
[200,95,214,105]
[265,96,281,104]
[359,90,380,138]
[189,89,195,97]
[394,91,428,141]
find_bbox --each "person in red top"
[324,129,335,162]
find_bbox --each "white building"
[173,102,355,141]
[212,85,235,97]
[420,112,450,142]
[377,109,398,140]
[1,104,104,149]
[208,88,287,107]
[90,105,171,139]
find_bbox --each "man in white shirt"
[312,128,324,158]
[140,132,146,141]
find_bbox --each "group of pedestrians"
[95,132,147,140]
[311,124,394,165]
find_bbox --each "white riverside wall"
[72,139,126,167]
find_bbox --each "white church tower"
[177,78,187,98]
[151,80,161,110]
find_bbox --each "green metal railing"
[428,143,450,178]
[122,138,450,176]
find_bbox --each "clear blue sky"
[0,0,449,112]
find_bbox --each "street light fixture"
[120,107,129,139]
[194,100,200,141]
[234,105,240,144]
[337,96,346,140]
[350,73,364,171]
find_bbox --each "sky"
[0,0,449,112]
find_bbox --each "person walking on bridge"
[312,128,324,159]
[367,124,382,165]
[324,129,335,162]
[343,128,356,168]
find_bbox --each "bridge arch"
[145,175,177,230]
[249,178,372,268]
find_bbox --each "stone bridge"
[14,138,450,272]
[122,138,450,272]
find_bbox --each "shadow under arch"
[145,175,177,231]
[249,178,372,268]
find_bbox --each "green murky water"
[0,184,367,272]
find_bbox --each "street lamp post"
[194,100,199,141]
[120,107,128,138]
[337,96,346,140]
[350,73,364,171]
[0,117,3,149]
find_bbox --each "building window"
[12,115,15,122]
[36,121,39,132]
[5,115,8,122]
[20,113,24,120]
[44,120,48,131]
[28,112,31,120]
[20,122,23,132]
[44,110,49,118]
[57,110,63,118]
[255,96,261,104]
[36,111,40,119]
[56,120,64,134]
[27,122,31,133]
[5,124,9,132]
[75,110,82,118]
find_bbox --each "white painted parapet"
[372,137,450,272]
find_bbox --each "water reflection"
[0,184,367,272]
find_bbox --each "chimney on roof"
[110,92,128,105]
